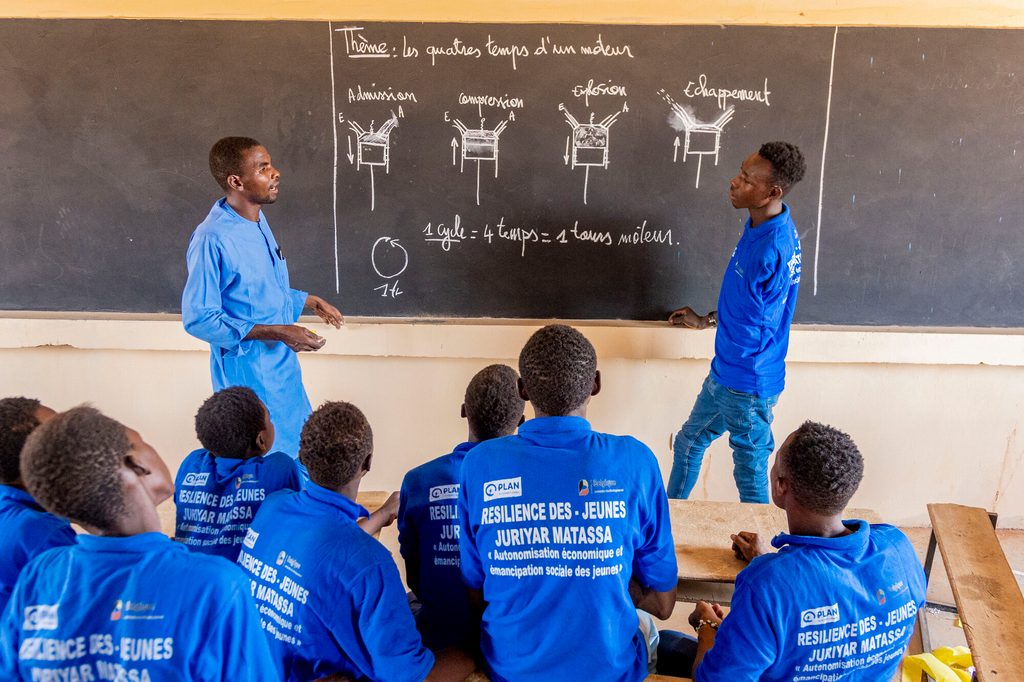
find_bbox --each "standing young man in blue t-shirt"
[239,401,475,682]
[659,421,926,681]
[0,407,277,681]
[668,141,807,503]
[398,364,525,652]
[174,386,303,559]
[182,136,344,461]
[459,325,679,682]
[0,398,74,616]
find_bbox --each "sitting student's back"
[240,401,474,682]
[459,326,678,682]
[680,421,926,682]
[398,364,525,652]
[0,407,277,681]
[175,386,301,559]
[0,397,74,615]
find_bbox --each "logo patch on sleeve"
[181,472,210,487]
[243,529,260,549]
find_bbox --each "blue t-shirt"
[239,483,435,682]
[182,198,311,456]
[696,521,926,682]
[398,441,476,651]
[174,448,302,560]
[459,416,678,682]
[0,532,278,681]
[711,203,801,397]
[0,486,76,616]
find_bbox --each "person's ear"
[255,429,270,452]
[362,452,373,473]
[518,414,526,426]
[123,454,151,478]
[517,378,530,402]
[591,370,602,397]
[460,404,467,419]
[767,184,784,202]
[226,174,244,192]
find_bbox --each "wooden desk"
[926,503,1024,682]
[670,500,881,604]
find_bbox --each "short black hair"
[299,402,373,490]
[519,325,597,416]
[0,397,43,484]
[758,141,806,194]
[781,421,864,515]
[21,406,129,529]
[465,364,525,441]
[209,136,262,191]
[195,386,267,458]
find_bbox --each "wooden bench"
[921,503,1024,682]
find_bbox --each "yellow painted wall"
[7,0,1024,27]
[1,1,1023,530]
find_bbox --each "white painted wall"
[4,317,1022,527]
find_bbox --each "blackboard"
[0,20,1021,326]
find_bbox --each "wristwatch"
[706,311,718,328]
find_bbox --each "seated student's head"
[0,397,56,488]
[20,406,164,535]
[195,386,275,459]
[518,325,600,417]
[771,421,864,516]
[463,364,526,441]
[299,402,372,493]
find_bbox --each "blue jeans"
[667,374,779,503]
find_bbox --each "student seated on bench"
[174,386,303,559]
[0,406,277,680]
[239,401,475,682]
[459,325,678,681]
[0,398,74,615]
[661,421,926,681]
[398,364,525,652]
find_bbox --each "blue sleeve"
[290,289,308,322]
[396,474,418,587]
[695,568,780,681]
[195,569,281,681]
[458,465,484,590]
[0,576,22,678]
[632,451,678,592]
[345,561,434,682]
[181,233,255,354]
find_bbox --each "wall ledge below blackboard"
[1,314,1022,367]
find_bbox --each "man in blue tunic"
[0,406,278,681]
[667,141,807,503]
[182,136,343,459]
[398,364,525,652]
[658,421,926,681]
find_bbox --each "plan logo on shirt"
[182,472,210,487]
[276,551,287,566]
[578,479,590,496]
[111,599,160,622]
[23,604,58,631]
[483,477,522,502]
[799,603,841,628]
[243,529,260,549]
[429,484,460,502]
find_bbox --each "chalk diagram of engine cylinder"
[559,103,625,205]
[346,113,399,211]
[659,89,735,189]
[450,117,511,206]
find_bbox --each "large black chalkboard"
[0,20,1021,326]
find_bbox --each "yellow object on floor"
[902,646,973,682]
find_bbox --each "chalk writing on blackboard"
[347,114,399,212]
[559,103,626,205]
[659,89,735,189]
[451,117,512,206]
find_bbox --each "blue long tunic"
[182,199,310,457]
